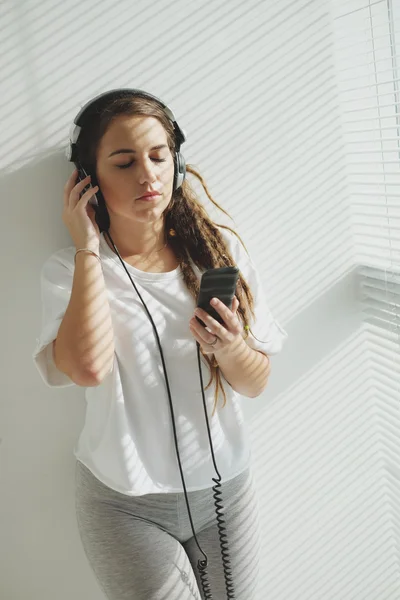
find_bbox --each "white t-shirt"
[33,227,288,496]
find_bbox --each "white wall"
[1,0,393,598]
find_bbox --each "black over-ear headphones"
[66,88,187,233]
[66,89,236,599]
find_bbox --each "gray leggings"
[75,460,261,600]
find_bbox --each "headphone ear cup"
[174,152,186,192]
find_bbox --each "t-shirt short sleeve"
[32,250,76,387]
[220,227,288,356]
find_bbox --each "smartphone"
[77,164,99,206]
[196,266,240,326]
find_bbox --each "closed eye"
[117,159,167,169]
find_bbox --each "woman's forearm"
[54,252,115,385]
[214,337,271,398]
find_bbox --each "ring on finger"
[209,334,218,347]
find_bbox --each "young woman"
[33,90,288,600]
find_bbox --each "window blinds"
[332,0,400,511]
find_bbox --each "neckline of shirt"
[99,232,183,282]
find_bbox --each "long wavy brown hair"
[75,92,257,416]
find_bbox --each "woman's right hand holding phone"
[63,168,100,251]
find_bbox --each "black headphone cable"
[104,230,235,599]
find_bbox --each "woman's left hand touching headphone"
[189,296,243,355]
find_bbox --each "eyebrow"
[108,144,168,157]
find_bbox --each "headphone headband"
[66,88,187,162]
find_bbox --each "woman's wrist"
[74,240,100,253]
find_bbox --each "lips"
[136,191,161,200]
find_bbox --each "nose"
[138,157,157,184]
